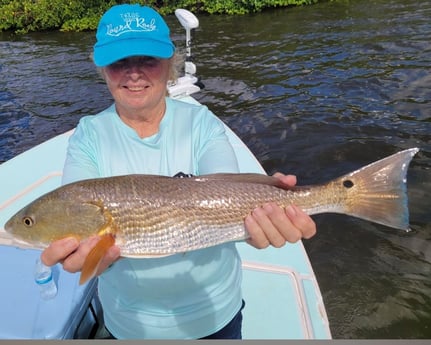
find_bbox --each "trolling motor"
[168,9,204,98]
[175,8,199,75]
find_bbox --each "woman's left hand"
[244,173,316,249]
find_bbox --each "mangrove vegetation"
[0,0,327,34]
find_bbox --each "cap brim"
[94,38,175,67]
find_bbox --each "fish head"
[4,193,108,248]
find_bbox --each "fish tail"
[80,233,115,285]
[340,148,419,230]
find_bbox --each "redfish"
[3,148,419,284]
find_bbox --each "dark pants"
[200,300,245,340]
[101,300,245,340]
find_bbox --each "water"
[1,0,430,339]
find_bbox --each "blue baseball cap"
[93,4,175,67]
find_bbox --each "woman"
[41,4,316,339]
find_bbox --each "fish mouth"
[0,229,45,250]
[0,230,14,242]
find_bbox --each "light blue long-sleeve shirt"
[62,97,242,339]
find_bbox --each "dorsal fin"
[195,173,290,189]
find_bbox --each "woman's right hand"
[41,236,121,276]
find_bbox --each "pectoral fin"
[79,233,115,285]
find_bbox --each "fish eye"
[343,179,354,188]
[22,216,35,227]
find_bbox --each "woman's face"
[102,56,171,116]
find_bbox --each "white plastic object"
[34,257,58,300]
[175,9,199,30]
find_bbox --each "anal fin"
[79,233,115,285]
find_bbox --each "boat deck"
[0,120,330,339]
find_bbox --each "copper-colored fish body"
[4,148,419,283]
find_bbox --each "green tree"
[0,0,324,33]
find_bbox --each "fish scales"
[69,175,336,255]
[4,148,419,258]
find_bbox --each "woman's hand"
[245,173,316,249]
[41,236,121,276]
